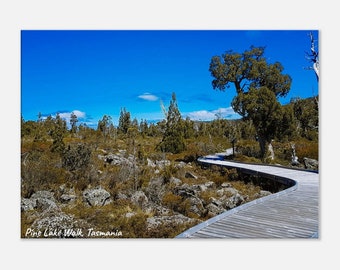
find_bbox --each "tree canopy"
[209,46,292,158]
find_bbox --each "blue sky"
[21,30,318,128]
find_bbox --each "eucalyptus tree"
[209,46,292,159]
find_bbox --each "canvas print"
[21,30,319,238]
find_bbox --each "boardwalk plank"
[176,154,319,239]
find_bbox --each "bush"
[162,192,182,211]
[62,143,91,171]
[21,150,66,196]
[295,140,318,160]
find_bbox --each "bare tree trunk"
[306,32,319,81]
[258,136,275,161]
[258,136,266,160]
[267,141,275,160]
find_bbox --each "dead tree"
[305,32,319,81]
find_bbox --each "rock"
[30,209,91,238]
[190,184,200,192]
[153,205,171,216]
[31,191,55,201]
[209,197,223,207]
[21,198,36,212]
[169,177,182,186]
[175,161,187,169]
[221,182,232,188]
[216,187,238,197]
[30,191,58,211]
[125,212,136,218]
[206,203,225,216]
[21,191,58,212]
[116,192,128,200]
[98,151,135,167]
[259,190,272,197]
[184,196,206,217]
[105,154,115,164]
[146,177,166,203]
[147,158,156,168]
[146,214,198,230]
[155,160,171,168]
[174,184,196,198]
[197,184,207,192]
[130,191,149,209]
[223,193,245,210]
[176,161,193,169]
[60,194,77,204]
[83,187,111,207]
[204,181,216,189]
[303,157,318,170]
[59,185,77,204]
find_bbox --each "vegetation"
[157,93,186,154]
[21,93,318,238]
[21,43,318,238]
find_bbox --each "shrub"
[162,192,182,212]
[295,140,318,160]
[62,143,91,171]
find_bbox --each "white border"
[1,0,337,269]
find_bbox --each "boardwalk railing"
[176,154,319,238]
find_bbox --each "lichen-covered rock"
[31,191,55,201]
[21,198,36,212]
[22,190,58,212]
[130,190,149,209]
[174,184,196,198]
[60,193,77,204]
[223,193,245,210]
[83,186,111,207]
[155,159,171,168]
[206,203,225,216]
[169,177,182,186]
[59,185,77,204]
[303,157,319,170]
[184,196,207,217]
[259,190,272,197]
[98,151,135,167]
[216,187,238,197]
[28,209,92,238]
[145,177,166,204]
[146,214,198,230]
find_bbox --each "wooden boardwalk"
[176,154,319,238]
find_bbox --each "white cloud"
[58,110,86,120]
[187,110,215,121]
[138,92,159,101]
[186,107,240,121]
[71,110,86,119]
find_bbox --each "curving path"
[176,152,319,238]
